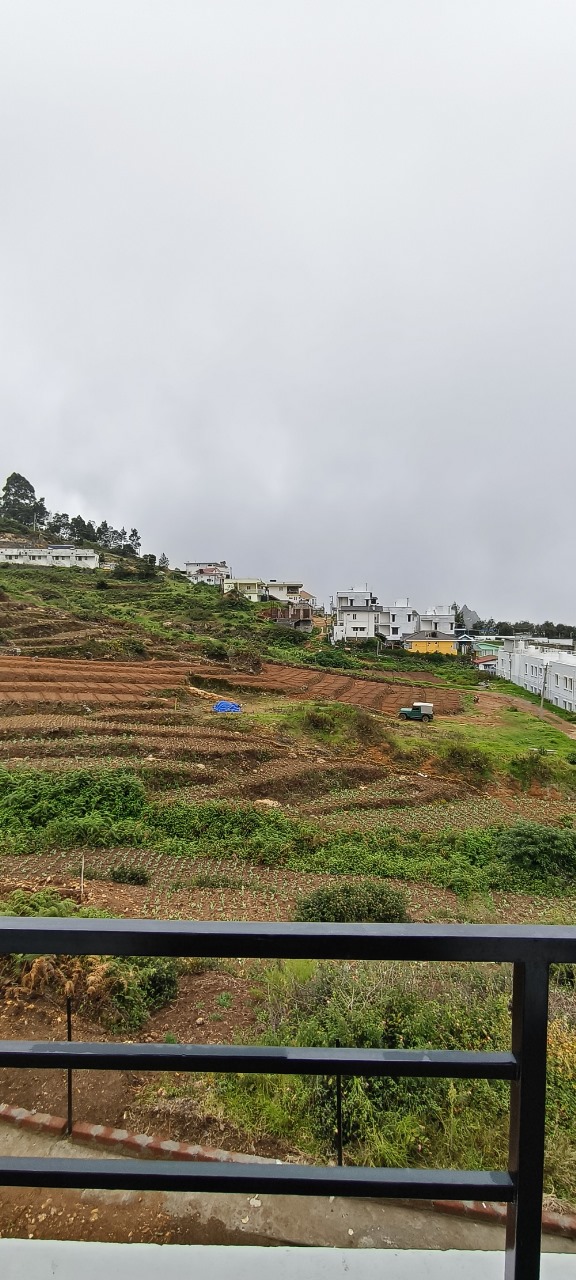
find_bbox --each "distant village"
[2,541,576,713]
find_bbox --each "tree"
[0,473,47,527]
[47,512,70,541]
[69,515,90,543]
[129,528,141,554]
[159,552,169,570]
[96,521,111,547]
[139,554,156,579]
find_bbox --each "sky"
[1,1,575,619]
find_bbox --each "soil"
[0,655,464,715]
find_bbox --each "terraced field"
[0,655,464,715]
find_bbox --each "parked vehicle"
[398,701,433,723]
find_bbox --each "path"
[0,1124,573,1253]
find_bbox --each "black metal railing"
[1,918,575,1279]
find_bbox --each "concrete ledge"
[1,1101,575,1239]
[0,1242,574,1279]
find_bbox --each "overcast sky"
[1,2,575,618]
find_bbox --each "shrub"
[295,880,409,924]
[302,706,337,735]
[0,768,146,829]
[437,742,492,784]
[508,751,554,790]
[497,823,576,882]
[109,863,150,885]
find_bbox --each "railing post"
[505,960,549,1280]
[66,996,73,1137]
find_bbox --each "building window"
[555,674,559,686]
[564,677,569,689]
[352,613,357,620]
[392,614,396,622]
[407,614,411,622]
[525,664,528,674]
[392,627,399,635]
[570,679,574,692]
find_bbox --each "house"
[473,653,498,673]
[266,580,304,604]
[403,631,459,655]
[417,604,456,637]
[267,602,313,632]
[222,578,267,603]
[497,638,576,710]
[0,544,99,569]
[331,588,380,642]
[298,588,317,610]
[185,560,232,586]
[373,598,417,641]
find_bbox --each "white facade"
[374,598,417,640]
[497,638,576,710]
[222,577,267,602]
[266,580,304,604]
[185,560,232,586]
[332,591,423,644]
[0,544,99,569]
[418,604,456,636]
[332,588,380,642]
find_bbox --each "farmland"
[0,572,575,1216]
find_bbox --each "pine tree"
[159,552,169,570]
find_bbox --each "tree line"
[0,472,143,557]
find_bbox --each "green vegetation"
[109,862,150,885]
[0,888,179,1030]
[194,960,576,1200]
[0,767,575,897]
[295,881,409,923]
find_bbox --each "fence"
[1,917,576,1279]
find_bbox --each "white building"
[331,591,447,644]
[331,588,380,642]
[222,577,267,603]
[266,580,304,604]
[185,560,232,586]
[373,598,417,641]
[418,604,456,636]
[497,638,576,711]
[0,544,99,569]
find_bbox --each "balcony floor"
[0,1241,575,1278]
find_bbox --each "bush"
[295,880,409,924]
[497,823,576,881]
[0,768,146,829]
[508,751,554,790]
[437,742,493,784]
[109,863,150,885]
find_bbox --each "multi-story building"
[417,605,456,637]
[331,588,380,642]
[0,544,99,569]
[373,598,417,641]
[266,580,304,604]
[222,578,268,603]
[331,592,453,645]
[185,560,232,586]
[497,638,576,710]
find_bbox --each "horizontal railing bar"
[0,1041,519,1079]
[1,918,575,962]
[0,1156,515,1200]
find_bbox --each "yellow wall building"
[404,632,458,656]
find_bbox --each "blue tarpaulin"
[213,699,242,713]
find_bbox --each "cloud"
[1,0,575,617]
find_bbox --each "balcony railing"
[1,918,575,1279]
